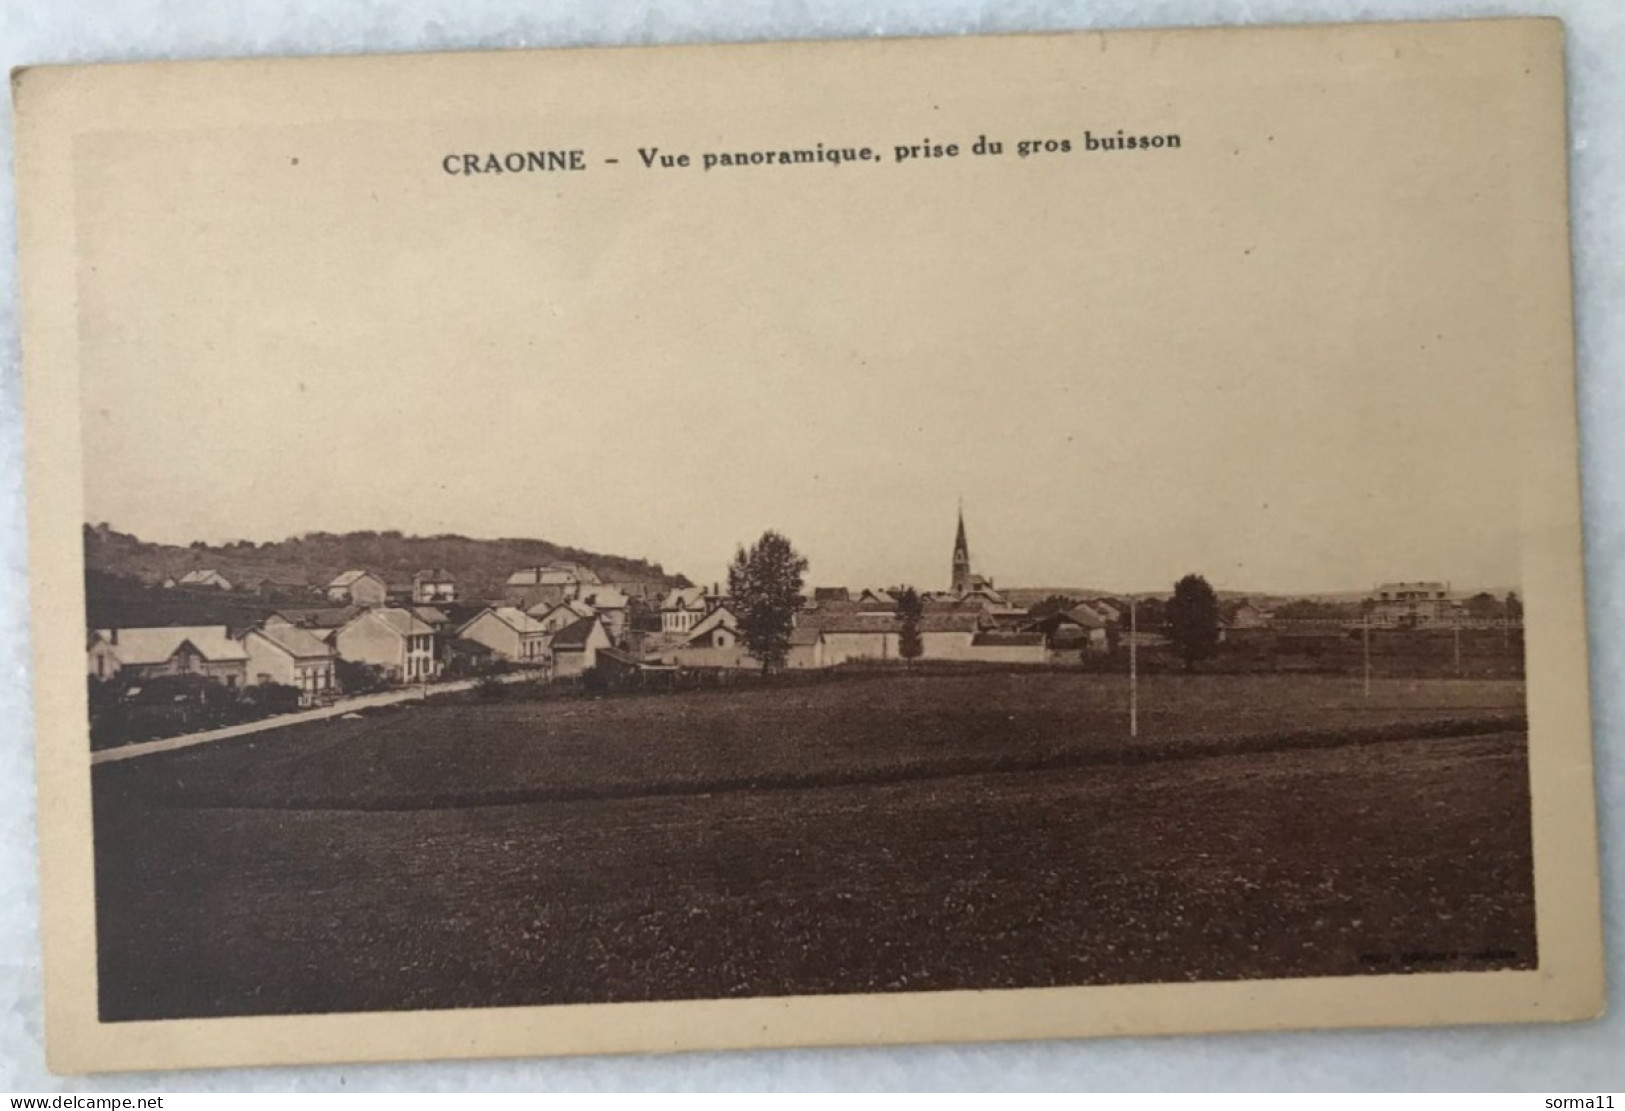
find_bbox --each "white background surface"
[0,0,1618,1092]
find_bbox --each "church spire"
[952,505,972,595]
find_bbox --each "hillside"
[83,523,685,603]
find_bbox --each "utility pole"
[1453,616,1462,677]
[1129,596,1139,738]
[1362,614,1372,699]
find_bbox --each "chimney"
[109,628,118,646]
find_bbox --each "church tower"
[951,507,973,595]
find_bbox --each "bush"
[474,675,508,701]
[240,681,303,715]
[336,658,391,695]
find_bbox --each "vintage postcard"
[14,17,1603,1073]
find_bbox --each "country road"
[90,671,541,766]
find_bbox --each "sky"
[73,43,1535,596]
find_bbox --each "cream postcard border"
[14,18,1604,1074]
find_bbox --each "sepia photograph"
[14,17,1603,1073]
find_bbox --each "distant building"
[411,606,452,632]
[1368,582,1455,628]
[333,607,440,682]
[412,569,458,604]
[265,606,364,640]
[1030,610,1108,653]
[856,588,899,610]
[1088,599,1124,624]
[504,566,585,609]
[665,607,752,668]
[660,587,708,634]
[812,587,851,605]
[968,630,1048,664]
[326,570,387,606]
[457,606,551,664]
[551,616,611,678]
[1228,601,1271,629]
[87,626,249,688]
[176,569,233,591]
[950,509,996,597]
[528,599,596,634]
[579,586,631,642]
[242,623,338,704]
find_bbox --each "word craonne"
[441,150,588,175]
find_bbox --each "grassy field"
[92,671,1535,1020]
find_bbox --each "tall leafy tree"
[1165,573,1221,670]
[895,586,924,664]
[726,531,808,672]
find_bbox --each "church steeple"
[951,505,972,595]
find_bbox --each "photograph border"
[15,19,1605,1074]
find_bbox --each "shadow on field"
[151,713,1524,812]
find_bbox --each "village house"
[786,625,825,669]
[412,569,458,604]
[528,598,596,634]
[457,606,552,664]
[811,613,902,666]
[265,606,364,642]
[1027,608,1109,654]
[1227,601,1271,629]
[1087,599,1124,624]
[504,566,585,609]
[659,586,709,634]
[87,626,250,688]
[550,615,612,678]
[242,622,338,704]
[411,605,452,633]
[579,586,631,643]
[592,646,680,688]
[325,569,387,606]
[1368,582,1457,628]
[856,588,899,611]
[917,613,982,657]
[175,569,233,591]
[662,606,752,668]
[969,630,1049,664]
[333,607,440,682]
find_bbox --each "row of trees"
[721,529,1230,673]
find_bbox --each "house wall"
[244,634,336,703]
[820,631,899,666]
[668,640,754,669]
[918,630,977,659]
[506,583,575,610]
[335,616,401,673]
[553,624,610,677]
[460,612,523,660]
[597,608,628,643]
[661,607,701,634]
[785,642,823,669]
[245,634,298,686]
[88,641,120,679]
[964,643,1050,665]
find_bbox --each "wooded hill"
[83,523,685,602]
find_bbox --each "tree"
[895,586,924,664]
[1165,573,1221,670]
[1029,594,1078,619]
[726,530,808,673]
